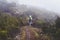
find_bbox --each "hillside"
[0,2,57,24]
[0,1,60,40]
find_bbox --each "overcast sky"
[7,0,60,14]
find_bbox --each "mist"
[0,0,58,21]
[0,0,59,25]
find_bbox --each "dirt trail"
[14,26,42,40]
[25,26,31,40]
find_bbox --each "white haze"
[6,0,60,15]
[0,0,58,23]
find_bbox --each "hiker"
[28,15,32,26]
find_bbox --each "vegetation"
[0,11,60,40]
[0,2,60,40]
[0,12,20,40]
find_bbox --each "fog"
[0,0,59,20]
[6,0,60,14]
